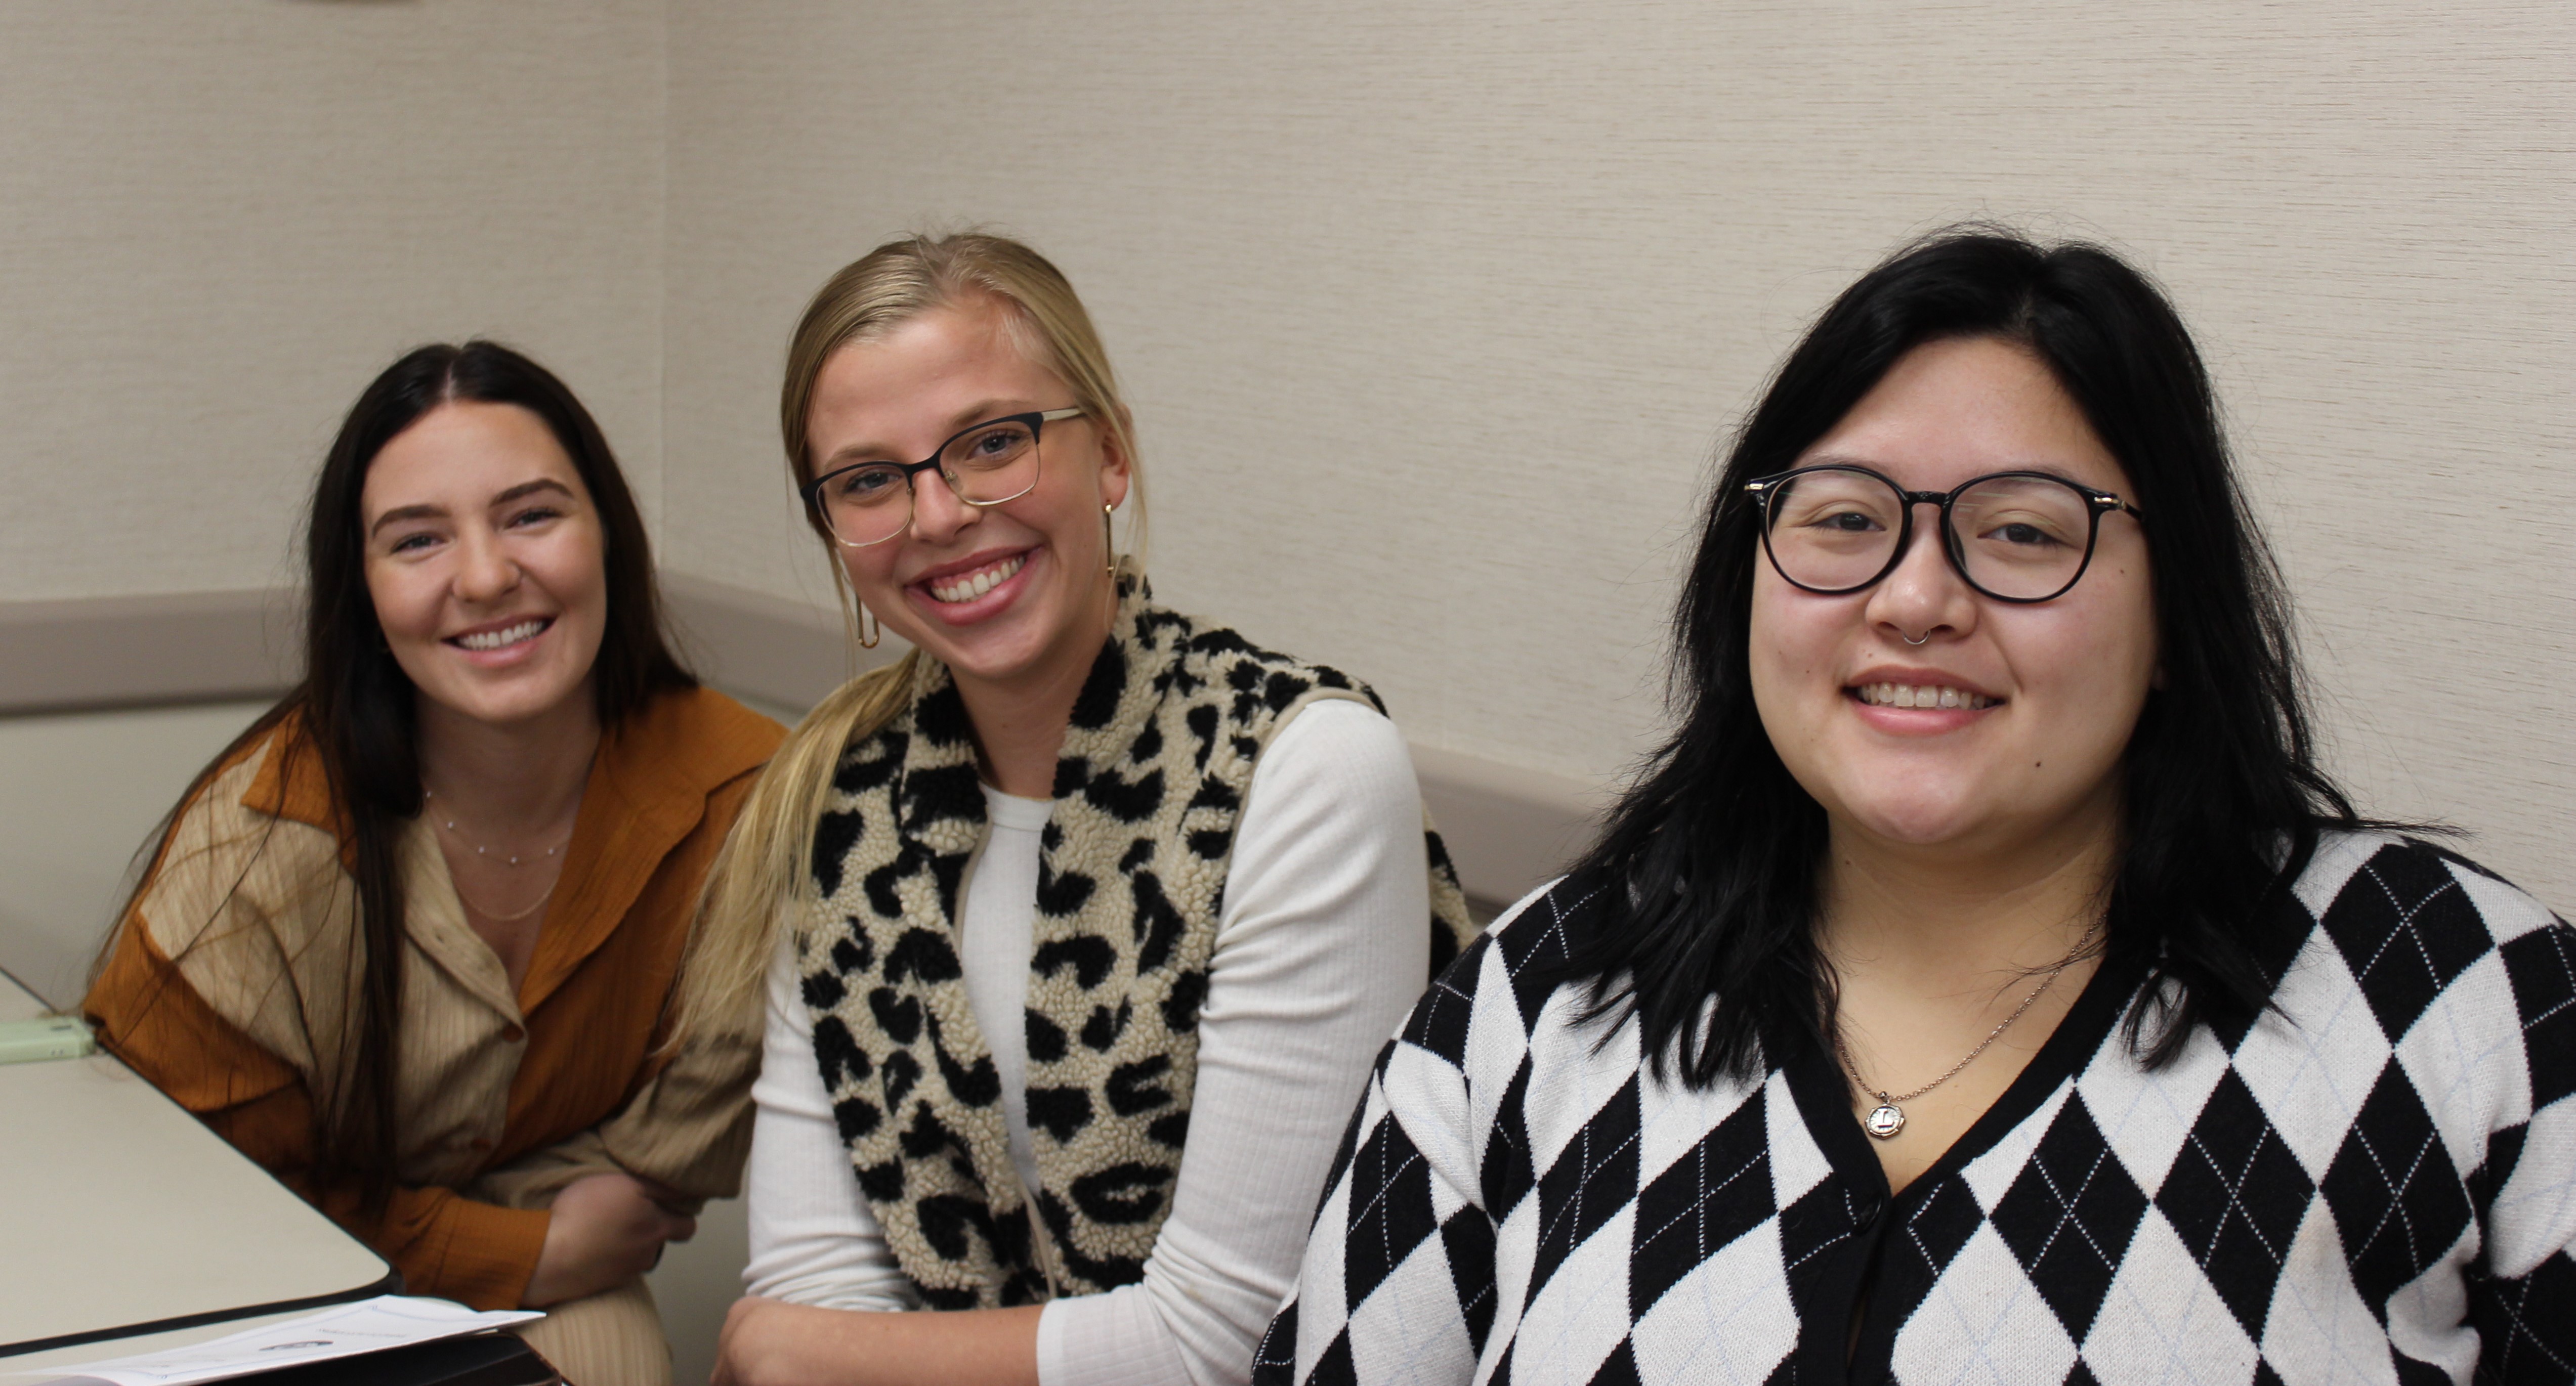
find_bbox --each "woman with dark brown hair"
[84,341,784,1383]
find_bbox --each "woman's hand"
[522,1171,696,1308]
[713,1298,1043,1386]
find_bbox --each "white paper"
[8,1295,542,1385]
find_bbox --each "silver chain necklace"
[1834,922,2100,1140]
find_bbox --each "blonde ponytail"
[671,649,916,1048]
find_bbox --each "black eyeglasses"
[1743,464,2143,603]
[803,408,1085,548]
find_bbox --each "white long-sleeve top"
[745,699,1432,1386]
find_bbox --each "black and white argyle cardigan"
[1254,833,2574,1384]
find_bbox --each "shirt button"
[501,1025,525,1043]
[1851,1193,1885,1229]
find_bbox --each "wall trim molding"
[0,589,300,716]
[0,581,1600,904]
[657,572,909,713]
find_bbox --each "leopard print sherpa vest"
[796,580,1476,1308]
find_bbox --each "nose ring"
[1902,630,1930,646]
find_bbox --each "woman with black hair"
[85,342,784,1383]
[1255,231,2572,1384]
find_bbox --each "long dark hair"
[108,340,692,1209]
[1560,229,2366,1090]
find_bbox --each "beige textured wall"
[8,4,2569,906]
[655,1,2574,907]
[0,1,668,601]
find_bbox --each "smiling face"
[1748,335,2158,859]
[360,401,609,729]
[804,300,1129,695]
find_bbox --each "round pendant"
[1864,1103,1906,1139]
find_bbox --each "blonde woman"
[685,234,1475,1386]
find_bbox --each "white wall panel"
[0,1,668,600]
[658,1,2573,906]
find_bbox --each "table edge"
[0,1269,405,1360]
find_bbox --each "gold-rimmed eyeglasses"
[803,407,1085,548]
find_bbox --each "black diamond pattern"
[1441,1209,1498,1356]
[2321,845,2494,1043]
[1310,1052,1380,1226]
[1499,885,1590,1031]
[1631,1089,1775,1317]
[1894,1173,1985,1289]
[1590,1338,1641,1385]
[1342,1106,1439,1308]
[2155,1068,2316,1337]
[2211,891,2321,1055]
[1480,1056,1537,1221]
[1990,1095,2150,1341]
[2322,1064,2474,1317]
[1530,1073,1642,1299]
[1402,954,1480,1065]
[1248,1304,1297,1386]
[2467,1125,2526,1283]
[1775,1178,1860,1323]
[2501,923,2576,1111]
[1308,1328,1357,1386]
[2470,1251,2576,1385]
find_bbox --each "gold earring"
[856,599,880,650]
[1101,502,1118,580]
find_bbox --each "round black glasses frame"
[1741,464,2144,604]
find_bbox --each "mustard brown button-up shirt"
[86,686,784,1310]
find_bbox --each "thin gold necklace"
[424,788,569,922]
[453,876,556,923]
[424,787,571,868]
[1834,921,2100,1140]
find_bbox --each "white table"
[0,969,397,1369]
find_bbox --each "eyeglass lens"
[815,417,1046,546]
[1762,467,2099,600]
